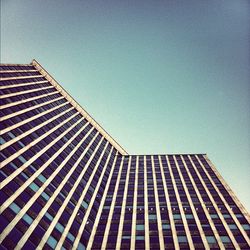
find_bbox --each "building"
[0,60,249,250]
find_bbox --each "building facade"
[0,60,249,250]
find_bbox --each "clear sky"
[1,1,250,211]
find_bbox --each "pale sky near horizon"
[1,0,250,211]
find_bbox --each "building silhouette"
[0,60,249,250]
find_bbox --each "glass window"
[178,236,187,243]
[210,214,218,219]
[67,232,75,242]
[45,212,53,221]
[47,236,57,248]
[221,236,231,243]
[173,214,181,220]
[56,223,64,233]
[122,236,131,239]
[23,214,33,225]
[38,174,47,183]
[82,200,88,209]
[8,132,16,139]
[9,202,21,214]
[228,224,237,230]
[206,236,216,244]
[21,172,29,180]
[18,140,25,148]
[242,224,250,230]
[78,242,86,250]
[235,235,246,243]
[10,162,18,170]
[136,224,144,231]
[136,236,144,240]
[29,182,39,192]
[18,155,27,164]
[162,224,170,229]
[235,214,243,218]
[0,137,6,145]
[1,170,8,178]
[41,192,50,201]
[185,214,194,219]
[149,214,157,220]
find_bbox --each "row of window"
[1,70,249,249]
[1,87,57,105]
[1,133,115,249]
[1,82,51,96]
[0,76,46,87]
[0,71,39,78]
[0,65,35,70]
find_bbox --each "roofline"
[31,59,128,155]
[121,153,207,156]
[0,63,31,66]
[204,155,250,221]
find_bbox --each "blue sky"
[1,0,250,211]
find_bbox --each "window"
[122,236,131,239]
[47,236,57,248]
[228,224,237,230]
[41,192,50,201]
[21,172,29,180]
[162,224,170,230]
[29,182,39,192]
[185,214,194,219]
[206,236,216,244]
[38,174,47,183]
[178,236,187,243]
[45,212,54,221]
[0,137,6,145]
[235,214,243,218]
[136,225,144,231]
[18,140,25,148]
[235,235,246,243]
[221,236,231,243]
[56,222,64,233]
[78,242,86,250]
[173,214,181,220]
[210,214,218,219]
[136,236,145,240]
[23,214,33,225]
[222,214,231,219]
[149,214,157,220]
[8,132,16,139]
[82,200,89,209]
[18,155,27,164]
[9,202,21,214]
[242,224,250,230]
[67,232,75,242]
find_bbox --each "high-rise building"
[0,60,249,250]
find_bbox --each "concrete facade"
[0,61,249,249]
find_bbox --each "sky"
[1,0,250,211]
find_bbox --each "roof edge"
[205,154,250,221]
[0,63,31,66]
[31,59,128,155]
[123,153,207,156]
